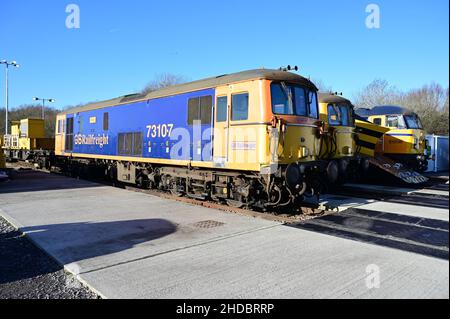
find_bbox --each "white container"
[426,135,449,172]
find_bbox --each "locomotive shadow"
[0,218,177,284]
[0,169,103,194]
[291,208,449,260]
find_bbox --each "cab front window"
[271,82,318,118]
[386,115,407,129]
[327,104,352,126]
[308,91,318,119]
[404,114,423,129]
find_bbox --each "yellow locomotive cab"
[355,106,428,172]
[318,93,355,158]
[318,93,366,183]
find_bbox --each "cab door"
[212,87,230,167]
[54,114,66,155]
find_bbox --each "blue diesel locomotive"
[55,69,330,208]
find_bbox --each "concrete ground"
[0,170,448,299]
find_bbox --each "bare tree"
[353,79,404,109]
[403,83,449,135]
[141,73,187,94]
[311,78,333,93]
[353,79,449,135]
[0,105,59,137]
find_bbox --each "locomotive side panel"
[213,79,270,172]
[59,88,217,167]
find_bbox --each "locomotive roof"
[355,105,415,117]
[318,93,354,108]
[354,108,372,118]
[61,69,318,115]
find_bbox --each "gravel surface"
[0,216,99,299]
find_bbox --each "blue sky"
[0,0,448,110]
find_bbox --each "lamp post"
[33,97,55,120]
[0,60,20,135]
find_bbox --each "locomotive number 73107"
[146,123,174,138]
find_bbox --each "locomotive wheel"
[266,185,282,207]
[170,179,184,197]
[136,175,146,189]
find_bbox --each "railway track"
[293,206,449,260]
[121,185,326,224]
[331,184,449,210]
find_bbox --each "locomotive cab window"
[373,118,382,126]
[328,104,352,126]
[216,96,228,122]
[386,115,406,129]
[386,116,398,128]
[271,83,294,114]
[231,93,249,121]
[187,95,212,125]
[404,114,423,129]
[307,90,319,119]
[57,119,63,134]
[65,117,74,151]
[271,82,317,117]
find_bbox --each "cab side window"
[231,93,249,121]
[373,118,382,126]
[216,96,228,122]
[65,117,74,151]
[386,116,399,128]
